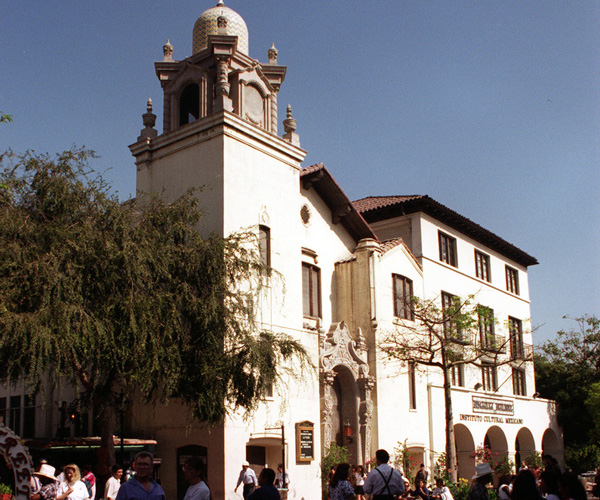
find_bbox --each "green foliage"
[0,484,12,495]
[0,113,12,124]
[524,450,542,469]
[321,443,350,497]
[446,478,470,500]
[493,456,514,476]
[0,148,310,455]
[534,315,600,472]
[393,440,421,483]
[434,452,452,483]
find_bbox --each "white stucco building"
[0,2,563,499]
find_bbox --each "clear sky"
[2,1,598,345]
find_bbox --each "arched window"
[179,84,200,126]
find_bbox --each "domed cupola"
[193,0,249,55]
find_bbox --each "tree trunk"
[442,367,458,482]
[94,395,116,476]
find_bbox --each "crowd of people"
[24,451,210,500]
[325,450,596,500]
[465,454,592,500]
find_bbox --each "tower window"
[258,225,271,272]
[179,84,200,126]
[302,263,321,318]
[505,266,520,295]
[408,361,417,409]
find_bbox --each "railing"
[447,329,475,345]
[478,333,507,354]
[509,342,534,360]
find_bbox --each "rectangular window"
[451,364,464,387]
[302,263,321,318]
[393,274,414,320]
[438,231,457,267]
[509,316,524,359]
[9,395,21,435]
[408,361,417,410]
[481,363,497,391]
[475,251,491,282]
[23,394,35,438]
[0,397,6,426]
[478,306,495,350]
[512,368,526,396]
[505,266,520,295]
[258,225,271,271]
[442,291,464,341]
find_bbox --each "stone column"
[358,375,376,466]
[321,371,335,451]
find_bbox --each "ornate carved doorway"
[320,322,375,466]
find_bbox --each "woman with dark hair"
[329,464,356,500]
[497,475,512,500]
[511,469,543,500]
[411,479,430,500]
[354,465,366,500]
[558,472,586,500]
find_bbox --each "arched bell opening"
[179,84,200,126]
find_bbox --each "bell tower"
[130,0,305,236]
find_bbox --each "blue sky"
[2,1,598,345]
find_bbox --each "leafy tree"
[321,442,350,498]
[380,295,530,481]
[534,315,600,472]
[0,148,309,472]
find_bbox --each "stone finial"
[268,43,278,64]
[138,98,158,142]
[217,15,228,32]
[163,39,173,62]
[283,105,300,146]
[216,0,224,5]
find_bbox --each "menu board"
[295,421,314,462]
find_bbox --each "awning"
[24,436,157,450]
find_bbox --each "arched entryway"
[454,423,475,480]
[321,322,375,467]
[541,428,560,457]
[484,425,508,465]
[515,428,536,470]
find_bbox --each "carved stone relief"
[320,321,375,466]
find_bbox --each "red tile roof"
[353,195,538,267]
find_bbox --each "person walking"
[235,461,258,500]
[363,450,405,500]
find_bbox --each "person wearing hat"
[466,464,493,500]
[31,464,59,500]
[235,461,257,500]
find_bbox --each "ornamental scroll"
[0,424,33,500]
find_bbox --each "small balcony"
[479,333,507,354]
[509,342,534,360]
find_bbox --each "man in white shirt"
[183,457,210,500]
[363,449,405,500]
[235,461,258,500]
[104,465,123,500]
